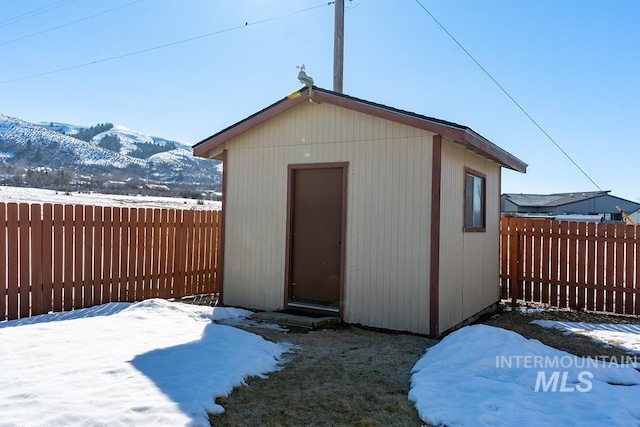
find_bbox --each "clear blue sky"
[1,0,639,200]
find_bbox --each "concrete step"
[251,311,341,330]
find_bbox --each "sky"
[1,299,639,425]
[0,0,639,200]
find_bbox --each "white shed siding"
[438,140,501,333]
[223,101,434,333]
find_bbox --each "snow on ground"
[409,325,640,427]
[531,320,640,354]
[0,185,220,210]
[501,301,571,314]
[0,299,291,426]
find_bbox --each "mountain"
[0,114,220,192]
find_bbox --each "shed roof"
[193,86,527,173]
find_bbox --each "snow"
[0,185,221,210]
[0,299,292,426]
[501,301,570,314]
[531,320,640,354]
[0,114,139,168]
[38,121,86,136]
[409,325,640,426]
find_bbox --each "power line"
[0,0,68,25]
[0,0,77,30]
[413,0,602,191]
[0,2,334,86]
[0,0,144,48]
[0,19,271,85]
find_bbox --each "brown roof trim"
[194,87,527,173]
[429,135,442,336]
[193,89,308,157]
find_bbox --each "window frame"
[463,167,486,232]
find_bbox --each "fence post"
[509,217,521,307]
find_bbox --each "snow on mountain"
[38,121,86,136]
[96,125,159,156]
[1,114,138,168]
[0,114,221,190]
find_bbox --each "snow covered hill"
[0,114,220,191]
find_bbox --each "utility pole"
[333,0,344,93]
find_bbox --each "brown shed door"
[289,167,344,308]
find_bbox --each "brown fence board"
[110,207,122,303]
[614,224,624,314]
[596,223,606,311]
[550,220,559,307]
[576,222,586,309]
[167,209,177,298]
[0,203,6,322]
[531,221,542,301]
[558,221,568,308]
[500,218,509,299]
[185,210,196,296]
[31,204,43,316]
[501,217,640,316]
[134,208,145,301]
[143,209,153,300]
[636,228,640,315]
[158,209,169,298]
[605,224,615,312]
[0,202,221,321]
[102,207,112,304]
[174,210,186,297]
[53,204,64,312]
[125,208,136,302]
[213,211,221,293]
[523,219,532,300]
[19,204,30,318]
[7,204,18,320]
[42,204,53,313]
[540,220,551,304]
[150,209,161,298]
[567,222,577,308]
[94,207,104,305]
[624,224,634,314]
[83,206,94,308]
[203,211,213,293]
[586,222,596,310]
[73,205,83,309]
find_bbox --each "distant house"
[144,183,170,191]
[194,86,526,336]
[102,180,127,189]
[626,208,640,225]
[501,191,640,222]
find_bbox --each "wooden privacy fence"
[1,202,222,322]
[500,217,640,315]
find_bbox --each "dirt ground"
[207,304,640,426]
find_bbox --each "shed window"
[464,169,485,231]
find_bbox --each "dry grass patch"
[210,324,435,426]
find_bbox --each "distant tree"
[73,123,114,142]
[128,141,174,159]
[98,134,121,152]
[32,148,43,162]
[24,168,71,189]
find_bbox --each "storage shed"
[194,87,527,335]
